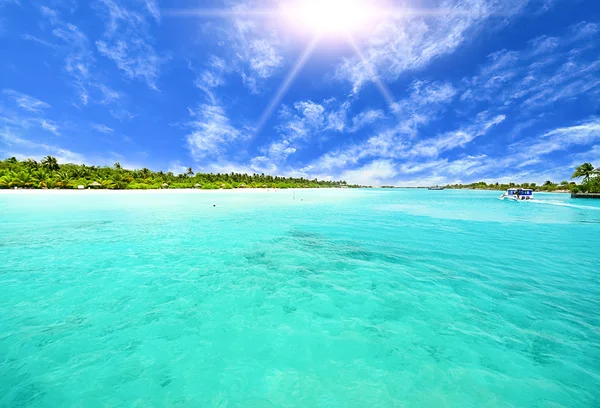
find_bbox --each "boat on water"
[427,185,445,190]
[499,188,533,201]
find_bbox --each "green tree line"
[0,156,356,190]
[570,163,600,193]
[445,163,600,193]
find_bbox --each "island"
[445,163,600,198]
[0,156,363,190]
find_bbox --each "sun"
[282,0,380,37]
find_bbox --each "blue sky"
[0,0,599,186]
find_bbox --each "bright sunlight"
[282,0,381,36]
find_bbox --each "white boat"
[499,188,533,201]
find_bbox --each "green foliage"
[41,155,60,171]
[571,162,595,182]
[0,157,355,190]
[577,174,600,193]
[446,163,600,193]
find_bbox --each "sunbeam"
[345,34,396,109]
[254,36,321,136]
[162,1,492,133]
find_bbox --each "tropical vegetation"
[0,156,355,190]
[446,163,600,193]
[570,163,600,193]
[445,180,574,192]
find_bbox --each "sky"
[0,0,599,186]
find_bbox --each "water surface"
[1,189,599,407]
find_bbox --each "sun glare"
[282,0,380,36]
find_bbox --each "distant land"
[0,156,363,190]
[2,157,599,196]
[386,163,600,195]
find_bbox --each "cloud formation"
[95,0,166,90]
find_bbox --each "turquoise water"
[1,189,599,407]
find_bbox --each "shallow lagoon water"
[1,189,599,407]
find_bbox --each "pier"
[571,193,600,199]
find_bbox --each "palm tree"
[41,156,60,171]
[25,158,39,169]
[0,172,12,188]
[114,162,122,170]
[186,167,194,177]
[140,168,151,179]
[72,166,89,179]
[101,178,115,189]
[56,171,72,189]
[32,169,51,188]
[10,171,36,188]
[110,172,132,189]
[572,163,595,182]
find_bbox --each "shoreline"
[444,188,571,194]
[0,188,348,194]
[0,187,574,194]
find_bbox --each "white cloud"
[461,21,600,111]
[349,109,386,132]
[0,128,86,164]
[249,39,283,79]
[248,155,280,174]
[400,81,457,108]
[335,0,531,94]
[95,0,166,90]
[109,108,135,121]
[302,108,505,179]
[38,6,123,107]
[185,103,248,160]
[338,159,397,186]
[510,119,600,157]
[0,0,20,6]
[391,81,457,138]
[2,90,51,112]
[210,5,284,94]
[569,145,600,167]
[397,159,447,175]
[262,140,297,161]
[411,114,506,158]
[21,33,58,48]
[279,101,326,141]
[570,22,598,41]
[194,56,229,104]
[92,123,114,134]
[392,119,600,184]
[93,83,121,105]
[40,6,94,104]
[40,119,60,135]
[167,160,188,175]
[142,0,160,22]
[324,101,351,132]
[0,101,61,136]
[528,35,559,56]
